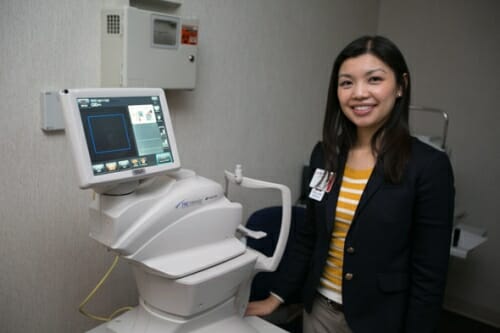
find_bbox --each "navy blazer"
[273,138,455,333]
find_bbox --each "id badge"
[309,187,325,201]
[309,168,328,191]
[308,168,335,201]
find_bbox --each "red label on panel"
[182,25,198,45]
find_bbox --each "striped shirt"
[318,165,373,304]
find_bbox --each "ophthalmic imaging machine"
[59,88,291,333]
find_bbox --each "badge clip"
[308,169,336,201]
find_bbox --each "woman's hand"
[245,295,282,317]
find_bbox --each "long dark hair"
[322,35,412,183]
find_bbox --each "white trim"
[338,197,360,205]
[342,176,369,184]
[336,207,355,216]
[339,187,363,195]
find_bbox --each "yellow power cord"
[79,255,134,322]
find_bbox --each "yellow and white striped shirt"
[318,165,373,304]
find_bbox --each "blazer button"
[344,273,354,280]
[346,246,355,254]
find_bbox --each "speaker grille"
[106,15,120,34]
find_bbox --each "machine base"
[86,300,287,333]
[87,317,285,333]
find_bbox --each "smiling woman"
[246,36,455,333]
[337,54,402,140]
[323,36,412,183]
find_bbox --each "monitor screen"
[60,88,180,191]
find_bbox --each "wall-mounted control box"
[101,5,198,89]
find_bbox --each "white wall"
[0,0,379,332]
[378,0,500,327]
[171,0,380,214]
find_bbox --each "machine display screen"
[77,96,174,176]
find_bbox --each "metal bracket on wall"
[410,105,449,150]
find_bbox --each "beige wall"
[0,0,379,332]
[378,0,500,327]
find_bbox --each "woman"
[246,35,455,333]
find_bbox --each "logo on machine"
[175,193,219,209]
[175,198,203,209]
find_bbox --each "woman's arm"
[245,294,283,316]
[405,150,455,332]
[245,142,323,315]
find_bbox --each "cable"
[78,255,134,322]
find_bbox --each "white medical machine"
[59,88,291,332]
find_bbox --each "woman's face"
[337,53,401,136]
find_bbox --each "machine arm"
[225,165,292,273]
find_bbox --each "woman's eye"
[369,76,383,83]
[339,80,352,88]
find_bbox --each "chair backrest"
[246,205,306,303]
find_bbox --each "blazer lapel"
[353,160,384,221]
[324,155,347,235]
[324,184,338,235]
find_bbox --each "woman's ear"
[402,73,409,91]
[397,73,409,97]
